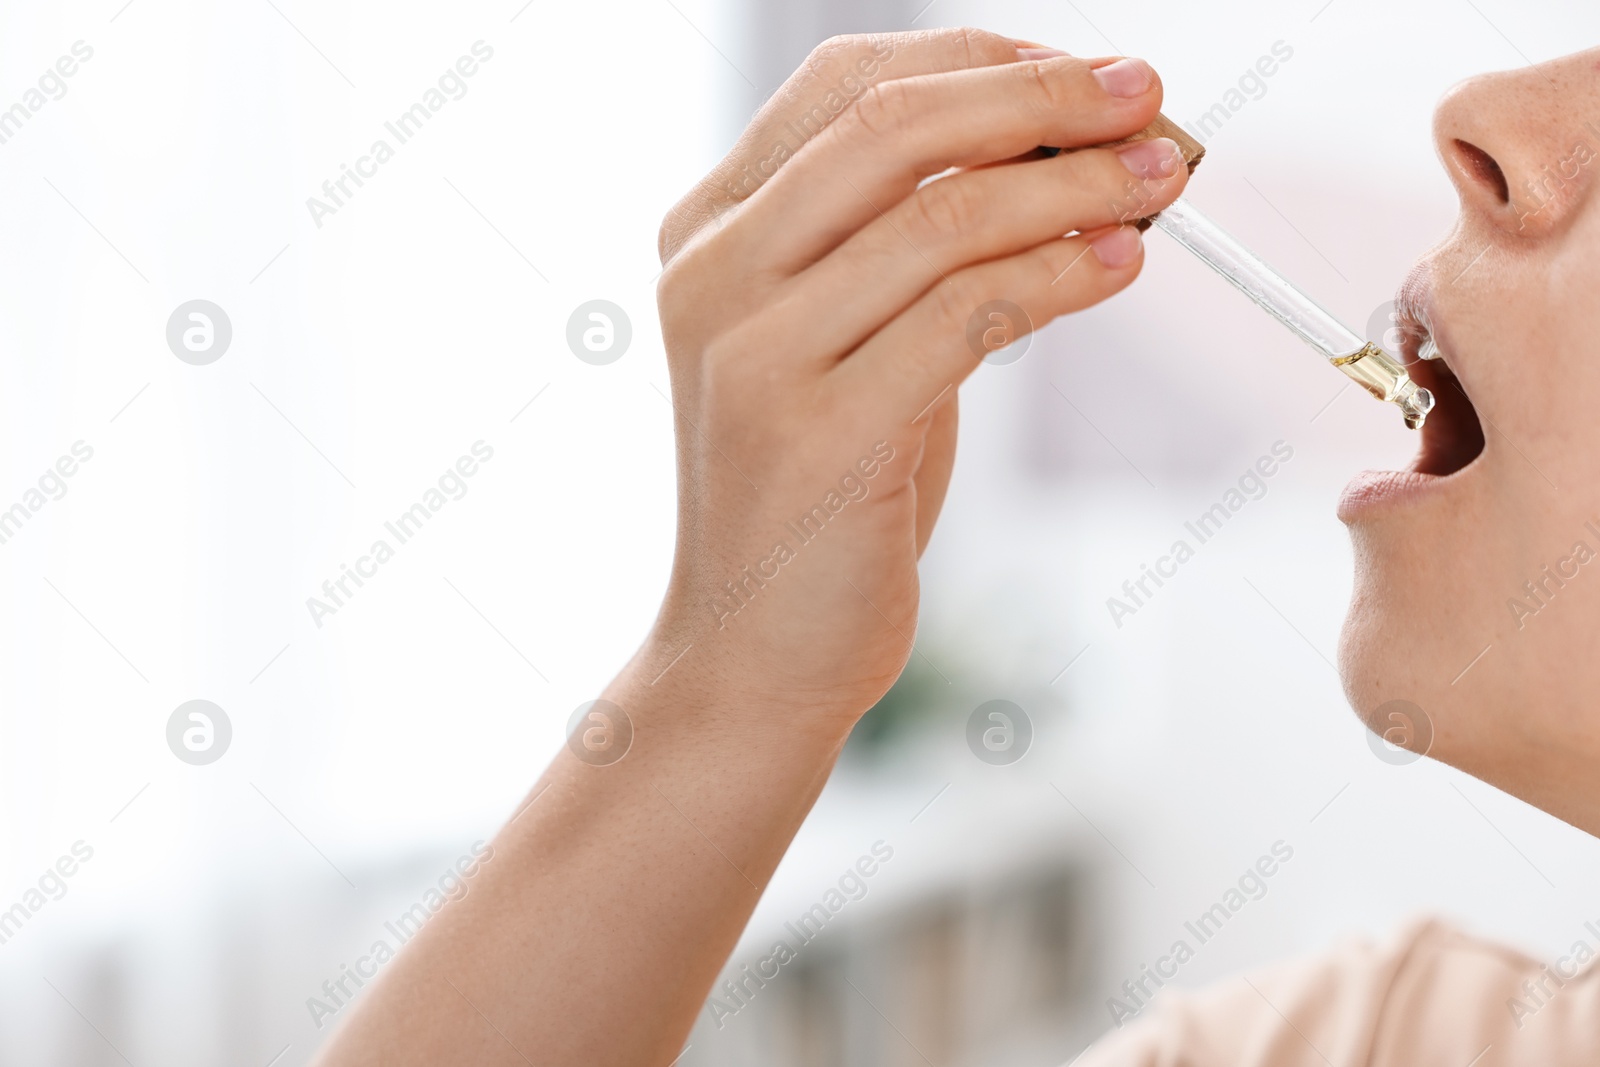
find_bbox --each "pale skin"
[312,29,1600,1067]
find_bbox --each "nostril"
[1453,139,1510,203]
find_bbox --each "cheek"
[1530,240,1600,463]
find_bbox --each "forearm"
[314,27,1178,1064]
[311,652,853,1066]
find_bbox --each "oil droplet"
[1337,343,1433,431]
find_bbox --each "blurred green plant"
[842,621,1071,766]
[846,650,962,758]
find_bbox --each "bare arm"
[312,27,1186,1066]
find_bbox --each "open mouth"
[1397,317,1486,479]
[1339,283,1488,521]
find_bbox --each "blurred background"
[2,0,1598,1063]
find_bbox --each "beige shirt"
[1081,920,1600,1065]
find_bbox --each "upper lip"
[1388,260,1488,480]
[1394,262,1438,368]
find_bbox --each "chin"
[1339,518,1453,747]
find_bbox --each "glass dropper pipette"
[1148,197,1434,430]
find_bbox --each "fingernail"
[1090,226,1142,269]
[1093,57,1156,98]
[1017,47,1069,61]
[1114,137,1182,179]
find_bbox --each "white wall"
[0,0,725,1062]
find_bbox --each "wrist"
[601,630,865,756]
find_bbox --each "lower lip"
[1337,469,1445,522]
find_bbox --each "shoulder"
[1076,919,1600,1067]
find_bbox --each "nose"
[1432,48,1600,235]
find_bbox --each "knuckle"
[808,34,861,66]
[906,177,983,244]
[1033,237,1105,292]
[800,34,872,83]
[1034,240,1077,281]
[947,26,977,70]
[657,214,684,266]
[655,254,691,316]
[657,192,712,266]
[915,26,1012,71]
[851,78,918,142]
[656,237,726,355]
[1022,56,1079,114]
[959,27,1019,66]
[929,274,985,340]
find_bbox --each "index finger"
[660,27,1030,262]
[732,54,1163,275]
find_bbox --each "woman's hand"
[310,30,1188,1067]
[635,27,1189,729]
